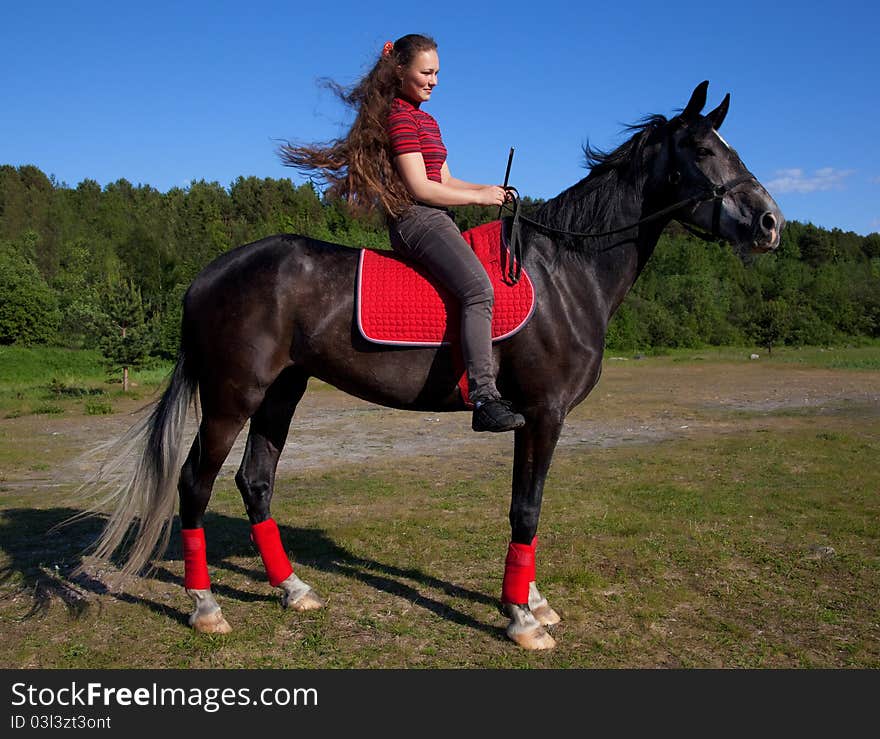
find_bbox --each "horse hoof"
[285,589,324,612]
[284,589,324,612]
[279,574,324,612]
[507,625,557,651]
[191,609,232,634]
[503,602,557,650]
[531,601,561,627]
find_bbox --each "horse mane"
[532,114,669,257]
[583,114,668,177]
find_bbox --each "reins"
[499,172,757,284]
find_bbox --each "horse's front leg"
[502,410,564,650]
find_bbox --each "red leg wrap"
[501,537,538,605]
[528,536,538,583]
[251,518,294,587]
[182,528,211,590]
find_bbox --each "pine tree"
[98,279,150,391]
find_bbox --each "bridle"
[499,171,758,284]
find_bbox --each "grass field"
[0,346,878,668]
[660,343,880,371]
[0,346,173,417]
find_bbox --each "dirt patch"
[2,359,878,492]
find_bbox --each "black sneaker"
[472,398,526,432]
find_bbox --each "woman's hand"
[474,185,509,207]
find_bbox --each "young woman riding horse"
[279,34,524,433]
[80,57,782,648]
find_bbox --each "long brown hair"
[278,34,437,219]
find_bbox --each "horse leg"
[235,368,323,612]
[528,581,561,627]
[179,413,249,634]
[502,411,565,650]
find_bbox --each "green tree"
[862,233,880,260]
[606,300,645,351]
[798,223,836,266]
[51,236,105,348]
[151,282,187,359]
[0,238,60,344]
[752,299,792,354]
[98,279,150,391]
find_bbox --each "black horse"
[83,81,782,649]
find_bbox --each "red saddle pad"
[357,220,535,346]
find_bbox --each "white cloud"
[765,167,856,194]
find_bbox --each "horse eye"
[697,147,713,158]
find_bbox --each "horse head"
[660,80,784,255]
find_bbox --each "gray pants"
[388,205,500,402]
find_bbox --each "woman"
[280,33,524,432]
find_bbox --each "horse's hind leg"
[179,412,249,634]
[235,368,323,612]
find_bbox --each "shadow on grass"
[0,508,505,640]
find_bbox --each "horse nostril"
[760,212,777,233]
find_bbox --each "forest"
[2,163,879,365]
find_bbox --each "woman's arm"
[394,154,506,207]
[440,162,492,191]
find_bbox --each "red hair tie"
[382,41,394,57]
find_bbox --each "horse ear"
[682,80,709,120]
[706,93,730,130]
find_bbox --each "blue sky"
[2,0,878,235]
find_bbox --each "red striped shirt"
[387,97,447,183]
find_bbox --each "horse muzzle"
[749,209,783,253]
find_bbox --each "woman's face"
[398,49,439,105]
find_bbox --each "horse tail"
[72,346,197,582]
